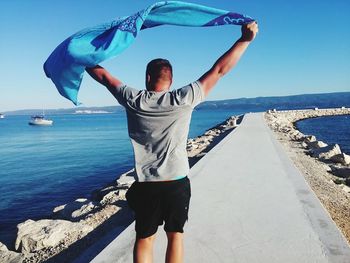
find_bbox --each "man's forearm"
[86,65,108,86]
[198,22,258,96]
[212,38,250,78]
[86,65,122,88]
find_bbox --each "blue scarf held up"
[44,1,254,105]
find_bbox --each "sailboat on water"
[28,110,53,126]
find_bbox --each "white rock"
[53,198,97,221]
[307,140,328,149]
[116,170,135,187]
[311,144,342,160]
[188,143,199,150]
[15,219,93,253]
[218,124,228,131]
[227,118,237,127]
[100,189,128,205]
[204,130,216,136]
[71,202,97,218]
[186,145,193,151]
[330,153,350,165]
[304,135,317,143]
[84,205,121,227]
[0,242,24,262]
[301,142,308,148]
[289,130,304,141]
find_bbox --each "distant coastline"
[73,110,112,114]
[3,91,350,116]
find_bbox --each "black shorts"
[126,176,191,238]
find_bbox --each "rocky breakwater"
[265,107,350,243]
[0,170,135,263]
[0,115,242,263]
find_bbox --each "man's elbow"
[217,64,232,78]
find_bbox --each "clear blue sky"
[0,0,349,111]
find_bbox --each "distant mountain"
[4,91,350,115]
[196,91,350,111]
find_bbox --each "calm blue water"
[0,109,248,245]
[296,115,350,155]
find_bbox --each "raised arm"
[85,65,123,94]
[198,22,258,96]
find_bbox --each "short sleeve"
[175,81,205,108]
[110,85,137,107]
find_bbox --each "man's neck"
[148,81,171,92]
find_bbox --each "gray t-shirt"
[111,81,205,182]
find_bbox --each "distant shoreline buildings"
[74,110,111,114]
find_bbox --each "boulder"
[92,186,117,201]
[204,130,216,136]
[281,127,291,133]
[330,166,350,178]
[100,189,128,205]
[15,219,93,253]
[227,118,237,127]
[307,140,328,149]
[304,135,316,143]
[311,144,342,160]
[330,153,350,165]
[218,124,229,131]
[92,176,133,203]
[290,130,305,141]
[52,198,98,221]
[187,143,199,151]
[84,205,121,227]
[116,170,135,187]
[0,242,24,262]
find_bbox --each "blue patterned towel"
[44,1,254,105]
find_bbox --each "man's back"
[113,81,204,182]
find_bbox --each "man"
[86,21,258,263]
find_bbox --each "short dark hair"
[146,58,173,83]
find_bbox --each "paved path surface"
[90,113,350,263]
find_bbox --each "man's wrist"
[238,36,253,43]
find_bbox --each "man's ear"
[146,74,151,83]
[169,79,173,89]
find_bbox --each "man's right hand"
[240,22,259,42]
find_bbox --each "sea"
[296,115,350,155]
[0,108,349,246]
[0,108,246,246]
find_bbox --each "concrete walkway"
[90,113,350,263]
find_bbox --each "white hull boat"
[29,115,53,126]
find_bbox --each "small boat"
[0,113,4,119]
[28,115,53,126]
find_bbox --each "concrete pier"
[89,113,350,263]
